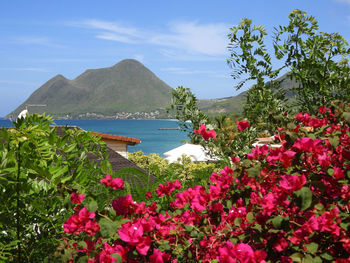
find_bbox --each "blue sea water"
[0,119,188,156]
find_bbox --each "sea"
[0,118,188,156]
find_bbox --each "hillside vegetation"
[8,59,173,118]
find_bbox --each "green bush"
[129,151,219,189]
[0,114,111,262]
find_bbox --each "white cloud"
[79,19,140,37]
[161,67,228,78]
[0,67,48,72]
[95,32,136,44]
[69,19,230,57]
[150,21,229,56]
[70,19,141,44]
[133,54,145,63]
[334,0,350,5]
[13,37,65,48]
[0,80,39,86]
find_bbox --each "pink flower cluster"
[194,123,217,141]
[62,105,350,262]
[100,174,124,190]
[155,179,182,197]
[236,120,250,131]
[63,206,100,237]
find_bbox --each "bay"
[0,119,188,156]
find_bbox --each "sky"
[1,0,350,117]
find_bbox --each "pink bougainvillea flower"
[136,236,151,255]
[71,192,85,204]
[333,167,345,180]
[118,222,144,243]
[273,237,290,252]
[231,156,241,163]
[100,174,124,190]
[219,241,267,263]
[317,152,331,167]
[236,120,250,131]
[146,191,152,199]
[155,179,182,197]
[292,137,315,152]
[111,177,124,190]
[84,220,100,237]
[280,150,296,168]
[112,195,134,216]
[100,174,112,186]
[279,174,306,192]
[194,123,216,141]
[150,248,171,263]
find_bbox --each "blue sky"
[1,0,350,117]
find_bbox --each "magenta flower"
[194,123,216,141]
[279,174,306,192]
[100,174,124,190]
[112,195,133,216]
[150,248,171,263]
[118,222,144,243]
[70,192,85,204]
[236,120,250,131]
[231,156,241,163]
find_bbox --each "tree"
[228,9,350,118]
[168,86,211,143]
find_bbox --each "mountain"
[7,59,173,119]
[198,73,298,115]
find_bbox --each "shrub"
[0,114,111,262]
[129,151,217,189]
[59,103,350,262]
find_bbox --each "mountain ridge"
[7,59,174,119]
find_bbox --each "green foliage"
[276,10,350,113]
[129,151,218,189]
[168,86,210,143]
[228,9,350,121]
[0,114,110,262]
[9,59,173,119]
[113,168,152,202]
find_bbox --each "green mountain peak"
[8,59,173,119]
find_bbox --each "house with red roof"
[90,131,140,158]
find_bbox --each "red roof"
[90,131,141,145]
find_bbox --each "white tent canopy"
[164,143,217,163]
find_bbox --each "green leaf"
[320,252,333,260]
[246,212,254,223]
[87,199,98,212]
[234,218,242,226]
[271,215,289,229]
[294,187,312,210]
[184,225,193,232]
[304,254,314,263]
[305,242,318,253]
[328,136,339,148]
[246,166,260,178]
[110,253,122,263]
[290,252,303,262]
[77,256,88,263]
[327,168,334,176]
[99,218,118,238]
[313,256,323,263]
[342,112,350,123]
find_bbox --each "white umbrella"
[164,143,217,163]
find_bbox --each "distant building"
[90,131,140,158]
[56,127,154,184]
